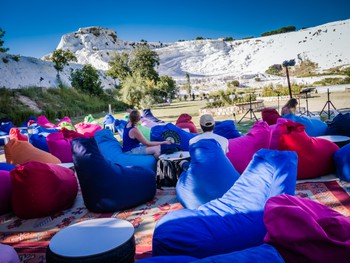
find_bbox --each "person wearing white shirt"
[189,114,229,154]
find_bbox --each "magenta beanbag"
[264,194,350,263]
[46,132,73,163]
[175,113,198,133]
[0,170,12,215]
[75,122,102,137]
[278,121,339,179]
[226,121,271,174]
[269,118,290,150]
[10,161,78,219]
[262,108,281,125]
[37,115,57,128]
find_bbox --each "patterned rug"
[1,180,350,262]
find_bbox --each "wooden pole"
[285,66,292,98]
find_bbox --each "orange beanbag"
[5,139,61,165]
[278,121,339,179]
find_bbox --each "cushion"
[5,139,61,165]
[0,170,12,215]
[9,128,28,141]
[261,108,281,125]
[283,113,327,137]
[326,112,350,136]
[264,194,350,263]
[176,139,240,209]
[213,120,241,139]
[175,113,198,134]
[71,137,156,212]
[37,115,57,128]
[151,123,196,152]
[46,132,73,163]
[152,149,297,258]
[334,143,350,181]
[278,121,339,179]
[226,121,271,174]
[74,122,102,137]
[10,161,78,219]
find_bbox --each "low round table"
[46,218,135,263]
[317,135,350,148]
[159,151,190,161]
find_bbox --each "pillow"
[5,139,61,165]
[226,121,271,174]
[10,161,78,219]
[264,194,350,263]
[278,121,339,179]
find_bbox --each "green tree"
[0,28,9,53]
[185,72,191,95]
[70,64,104,96]
[129,45,160,82]
[106,52,130,86]
[121,73,146,108]
[51,49,77,78]
[157,75,178,99]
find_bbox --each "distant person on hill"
[122,109,171,158]
[189,114,229,153]
[281,98,298,116]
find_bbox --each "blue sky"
[2,0,350,58]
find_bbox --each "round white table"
[46,218,135,263]
[159,151,190,161]
[317,135,350,148]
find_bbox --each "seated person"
[122,110,170,158]
[281,98,298,116]
[189,114,229,153]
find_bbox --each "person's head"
[286,98,298,108]
[200,114,215,132]
[129,110,141,126]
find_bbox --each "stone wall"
[199,100,265,116]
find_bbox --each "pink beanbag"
[9,128,28,141]
[46,132,73,163]
[58,116,72,125]
[37,115,57,128]
[278,121,339,179]
[74,122,102,137]
[176,113,198,133]
[10,161,78,219]
[261,108,281,125]
[264,194,350,263]
[0,170,12,215]
[226,121,271,174]
[269,118,290,149]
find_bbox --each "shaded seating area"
[152,149,297,258]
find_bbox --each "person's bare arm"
[131,128,170,146]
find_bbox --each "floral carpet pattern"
[0,180,350,262]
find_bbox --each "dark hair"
[201,124,214,132]
[129,110,140,126]
[284,98,298,108]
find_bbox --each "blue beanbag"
[142,109,164,123]
[71,137,156,212]
[214,120,241,139]
[334,143,350,182]
[0,163,16,171]
[94,129,157,172]
[114,119,127,138]
[152,149,297,258]
[151,123,196,152]
[283,114,327,137]
[176,139,240,209]
[326,113,350,136]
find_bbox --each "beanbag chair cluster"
[151,123,196,152]
[226,121,271,174]
[152,149,297,258]
[10,161,78,219]
[176,139,240,209]
[0,170,12,215]
[74,122,102,137]
[94,129,157,172]
[283,113,327,137]
[278,121,339,179]
[326,112,350,136]
[261,108,281,125]
[334,143,350,181]
[175,113,198,134]
[71,136,156,212]
[264,194,350,263]
[5,139,61,165]
[213,120,241,139]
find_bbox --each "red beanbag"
[10,161,78,219]
[278,121,339,179]
[0,170,12,215]
[262,108,281,125]
[269,118,290,150]
[46,132,73,163]
[226,121,271,174]
[264,194,350,263]
[175,113,198,133]
[74,122,102,137]
[9,128,28,141]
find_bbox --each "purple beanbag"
[46,132,73,163]
[0,170,12,215]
